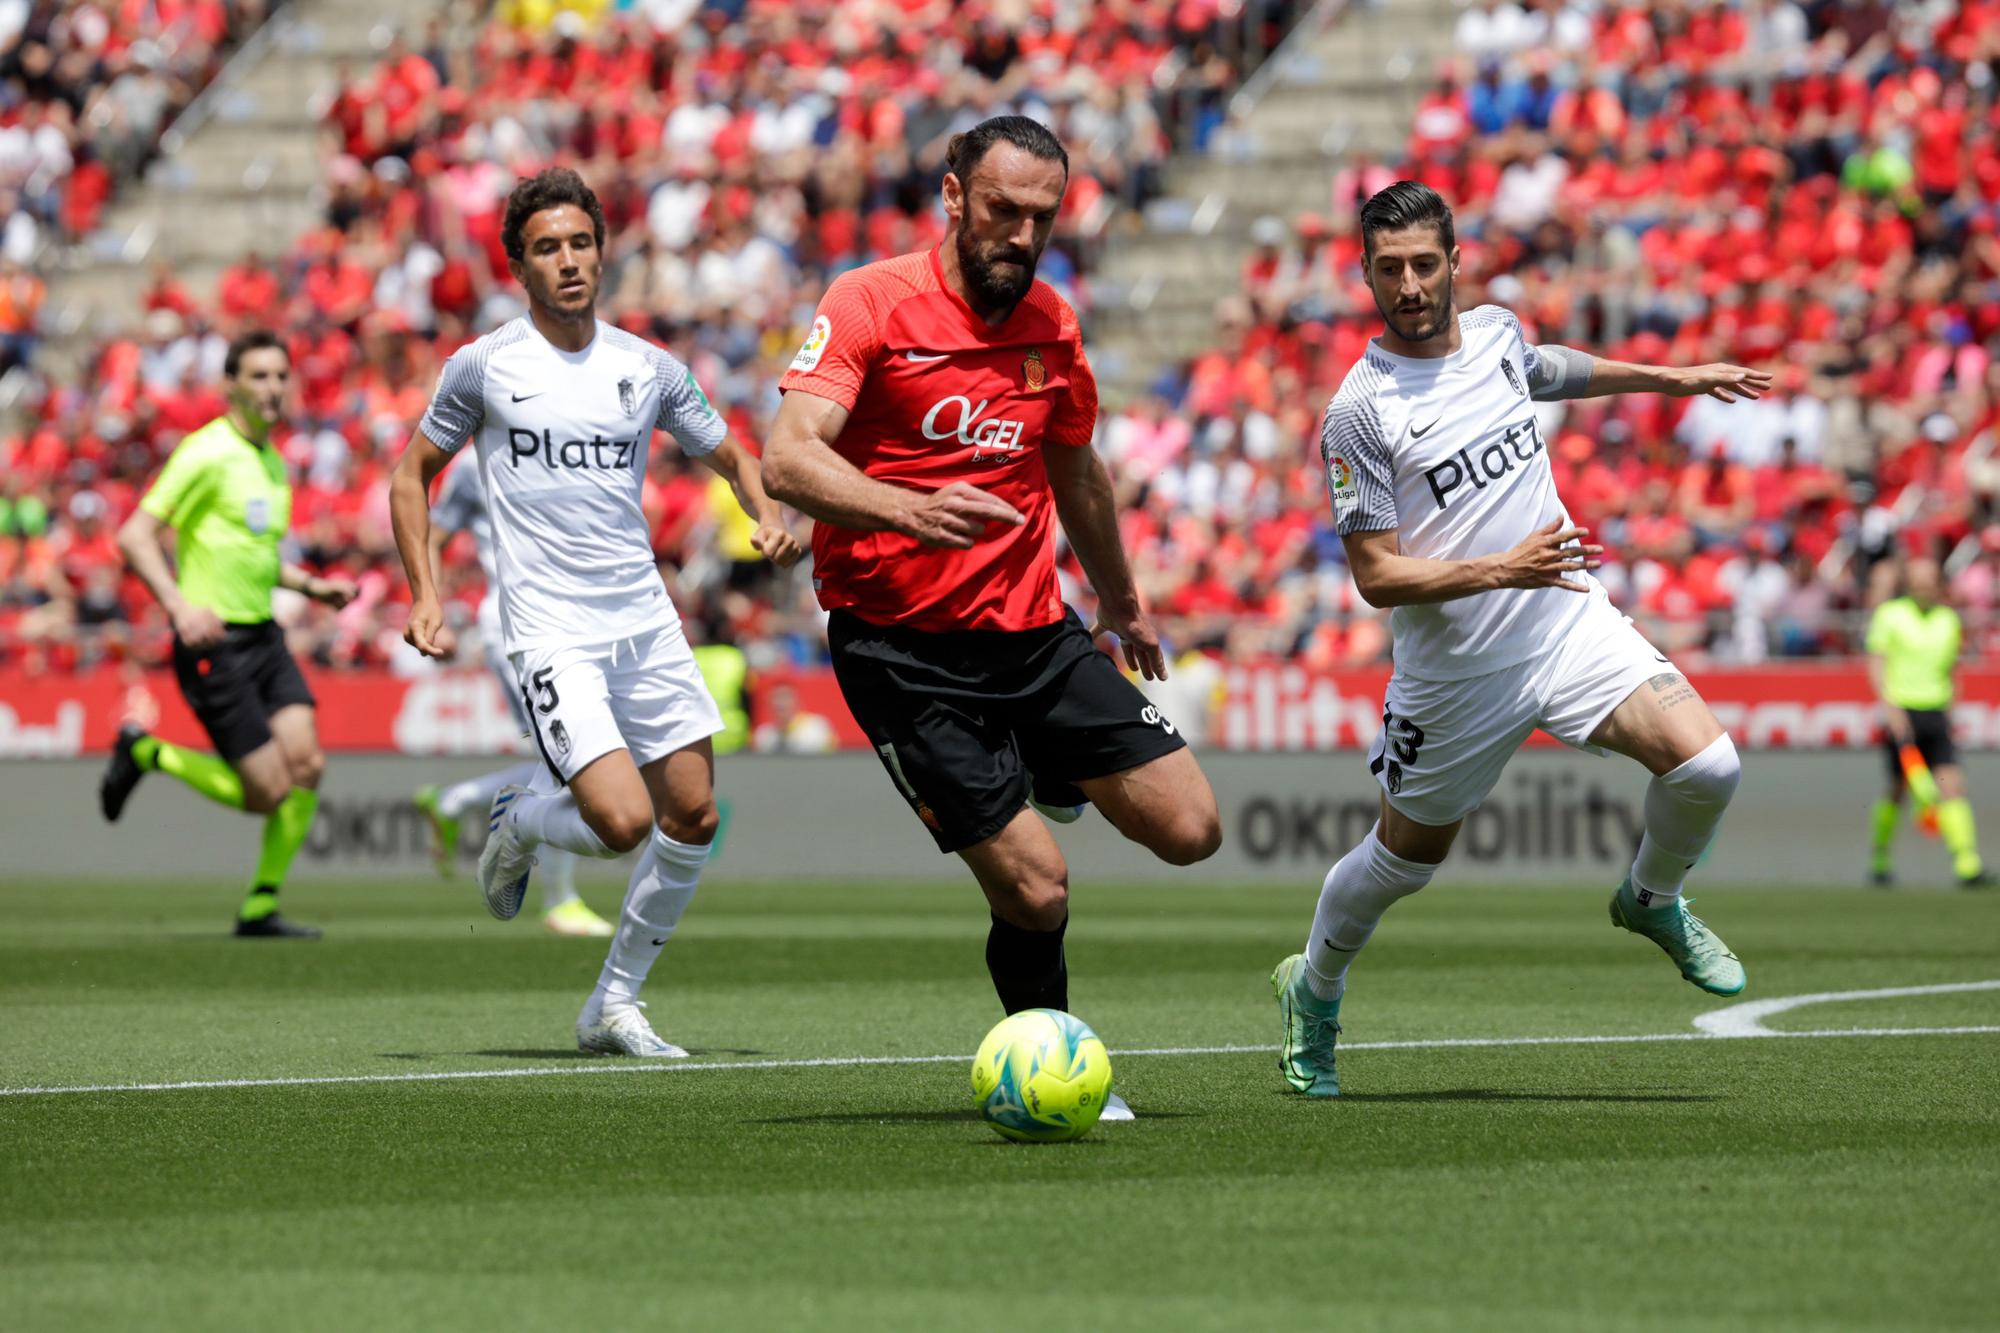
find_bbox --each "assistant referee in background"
[1867,555,1989,888]
[98,330,356,937]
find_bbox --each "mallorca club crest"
[617,376,636,417]
[1022,347,1046,393]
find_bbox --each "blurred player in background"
[1867,556,1990,888]
[98,331,357,938]
[1272,182,1772,1097]
[764,117,1222,1121]
[390,168,801,1056]
[411,457,614,937]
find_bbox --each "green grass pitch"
[3,875,1997,1331]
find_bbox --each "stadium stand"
[2,0,1997,686]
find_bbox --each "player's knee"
[656,800,720,846]
[590,807,653,855]
[1667,733,1741,811]
[1151,805,1223,866]
[243,778,291,815]
[289,748,325,791]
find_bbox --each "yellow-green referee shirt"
[1866,596,1961,711]
[138,416,291,624]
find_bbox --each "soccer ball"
[970,1008,1113,1143]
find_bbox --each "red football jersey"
[778,247,1097,633]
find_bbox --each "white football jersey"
[1321,305,1593,681]
[419,318,726,654]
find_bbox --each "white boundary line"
[3,1022,1995,1100]
[1693,979,2000,1037]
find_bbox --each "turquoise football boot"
[1609,879,1746,996]
[1272,954,1342,1097]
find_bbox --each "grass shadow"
[377,1047,771,1063]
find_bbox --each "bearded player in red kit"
[762,116,1222,1121]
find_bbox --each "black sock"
[985,913,1068,1015]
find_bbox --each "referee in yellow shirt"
[98,330,357,936]
[1866,556,1989,887]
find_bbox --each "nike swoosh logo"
[904,351,948,363]
[1654,654,1670,663]
[1410,418,1441,438]
[1320,939,1358,953]
[511,392,545,403]
[649,938,667,947]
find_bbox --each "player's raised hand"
[404,595,450,659]
[1092,605,1170,681]
[1490,518,1603,594]
[1670,364,1773,402]
[908,482,1025,548]
[752,523,805,569]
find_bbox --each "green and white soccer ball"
[970,1008,1113,1143]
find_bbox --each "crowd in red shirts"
[0,1,268,348]
[1097,0,2000,669]
[0,0,1303,673]
[4,1,1997,677]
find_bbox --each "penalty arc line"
[1,1024,1996,1101]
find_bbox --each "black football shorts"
[827,607,1187,853]
[171,620,316,760]
[1884,707,1957,783]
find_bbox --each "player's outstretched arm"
[1345,518,1604,608]
[1044,440,1168,680]
[389,431,458,658]
[696,436,804,568]
[762,389,1023,549]
[1535,350,1772,403]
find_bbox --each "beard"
[956,228,1038,311]
[1374,274,1454,343]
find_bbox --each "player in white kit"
[389,168,802,1057]
[1272,182,1773,1096]
[410,459,613,938]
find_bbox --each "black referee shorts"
[171,620,316,760]
[827,607,1188,854]
[1884,707,1958,783]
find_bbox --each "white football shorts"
[1368,589,1678,826]
[509,621,723,783]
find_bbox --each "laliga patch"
[245,496,271,535]
[1326,452,1359,518]
[791,315,831,372]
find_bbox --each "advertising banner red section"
[3,663,1996,758]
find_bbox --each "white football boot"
[577,997,689,1058]
[476,785,537,921]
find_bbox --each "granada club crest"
[1022,347,1046,393]
[617,376,636,416]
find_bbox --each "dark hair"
[224,329,288,377]
[945,115,1069,187]
[502,167,607,264]
[1359,180,1456,258]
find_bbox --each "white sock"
[595,830,711,1008]
[1628,734,1742,907]
[539,848,580,911]
[1302,825,1439,1001]
[509,790,614,858]
[440,762,542,820]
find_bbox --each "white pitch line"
[2,1026,1996,1101]
[1694,979,2000,1038]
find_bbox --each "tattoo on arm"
[1648,672,1698,709]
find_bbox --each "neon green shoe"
[413,785,459,880]
[1609,880,1746,996]
[1271,954,1342,1098]
[543,898,615,938]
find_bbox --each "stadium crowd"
[3,0,1998,680]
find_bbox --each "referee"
[1866,556,1989,887]
[99,330,357,937]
